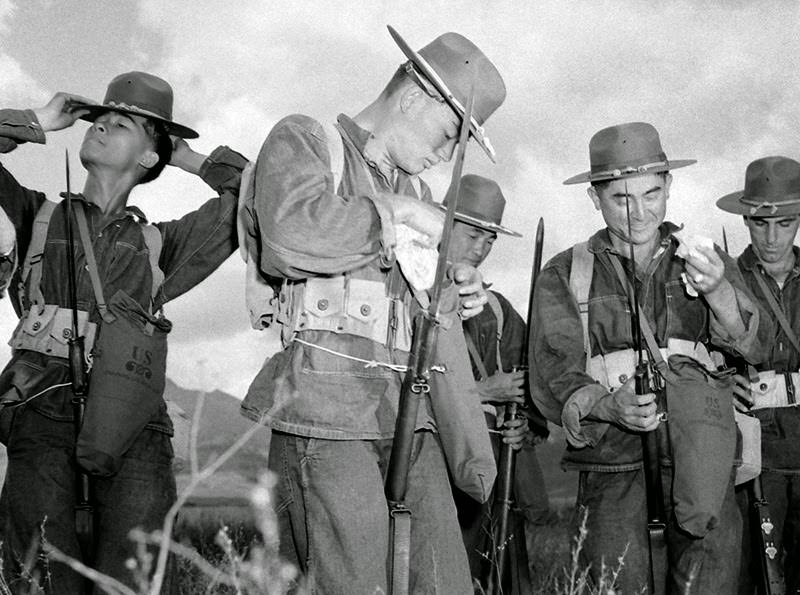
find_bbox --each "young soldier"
[530,122,770,593]
[0,72,247,593]
[445,174,550,593]
[241,28,506,593]
[717,156,800,594]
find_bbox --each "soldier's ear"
[400,86,426,114]
[138,150,159,170]
[587,186,602,211]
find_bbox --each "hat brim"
[563,159,696,185]
[716,190,800,217]
[437,204,521,237]
[387,25,495,163]
[77,104,199,139]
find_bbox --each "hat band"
[592,160,668,179]
[105,100,168,123]
[740,196,800,216]
[404,61,495,160]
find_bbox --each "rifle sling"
[752,266,800,356]
[73,202,114,323]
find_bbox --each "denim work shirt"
[531,223,770,471]
[0,108,247,432]
[241,113,474,440]
[734,246,800,473]
[462,289,549,438]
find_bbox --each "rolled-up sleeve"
[254,115,391,279]
[529,253,611,448]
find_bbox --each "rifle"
[624,191,667,595]
[65,151,94,573]
[384,74,476,595]
[486,217,544,595]
[724,228,785,595]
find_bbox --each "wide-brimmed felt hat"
[563,122,695,185]
[717,156,800,217]
[78,71,198,139]
[387,26,505,162]
[439,174,521,237]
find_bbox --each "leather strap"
[73,202,114,323]
[751,266,800,355]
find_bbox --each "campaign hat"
[439,174,521,237]
[388,26,505,162]
[78,71,198,139]
[563,122,695,185]
[717,156,800,217]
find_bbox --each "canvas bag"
[608,255,737,538]
[72,203,172,477]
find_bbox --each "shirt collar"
[336,113,397,187]
[586,221,680,256]
[739,244,800,279]
[59,192,150,224]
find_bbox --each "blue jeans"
[576,467,741,594]
[0,407,177,594]
[736,471,800,594]
[270,430,471,595]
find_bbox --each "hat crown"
[103,71,174,122]
[416,32,506,126]
[589,122,666,173]
[444,174,506,226]
[743,156,800,200]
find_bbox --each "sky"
[1,0,799,398]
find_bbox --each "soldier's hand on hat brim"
[34,92,96,133]
[168,136,206,175]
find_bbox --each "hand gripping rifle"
[486,217,544,595]
[65,152,94,570]
[384,73,477,595]
[723,228,785,595]
[624,193,667,595]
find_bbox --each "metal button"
[760,383,768,392]
[32,321,41,331]
[62,329,71,339]
[360,304,371,316]
[618,374,628,383]
[317,299,329,311]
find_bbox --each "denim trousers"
[269,430,472,595]
[736,470,800,594]
[576,467,741,594]
[0,407,177,594]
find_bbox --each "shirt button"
[618,374,628,383]
[360,304,371,316]
[317,299,329,311]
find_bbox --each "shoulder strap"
[486,290,505,371]
[569,242,594,373]
[20,199,57,311]
[752,266,800,355]
[141,223,164,303]
[73,201,114,323]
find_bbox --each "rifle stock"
[750,477,785,595]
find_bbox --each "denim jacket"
[241,113,477,440]
[734,246,800,473]
[0,108,247,432]
[531,224,770,471]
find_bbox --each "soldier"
[240,27,506,593]
[0,72,247,592]
[717,156,800,594]
[445,174,550,593]
[530,122,770,592]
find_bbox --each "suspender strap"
[570,242,594,373]
[20,200,57,311]
[73,202,114,323]
[751,267,800,356]
[464,332,491,380]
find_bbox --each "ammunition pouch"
[276,276,412,351]
[8,305,97,359]
[748,370,800,409]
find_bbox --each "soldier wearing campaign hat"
[241,26,506,593]
[718,156,800,594]
[0,71,247,592]
[530,122,769,593]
